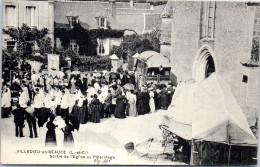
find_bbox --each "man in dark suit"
[26,108,38,138]
[104,90,112,118]
[12,104,26,137]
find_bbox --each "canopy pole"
[190,140,194,165]
[200,141,202,165]
[228,145,231,165]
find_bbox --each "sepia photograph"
[0,0,259,165]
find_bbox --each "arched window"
[98,40,105,55]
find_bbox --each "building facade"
[54,0,165,56]
[2,0,54,51]
[160,1,259,126]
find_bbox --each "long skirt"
[128,101,137,117]
[160,95,168,109]
[38,108,50,127]
[79,105,88,124]
[137,100,144,115]
[149,98,155,113]
[114,103,126,119]
[91,105,100,123]
[45,130,57,147]
[64,133,74,148]
[71,105,81,121]
[1,107,11,118]
[55,105,61,116]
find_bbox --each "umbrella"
[123,83,135,91]
[67,114,80,131]
[109,72,119,79]
[71,71,81,75]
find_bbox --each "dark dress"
[71,103,81,122]
[160,88,168,109]
[38,108,50,127]
[63,124,74,148]
[154,90,160,110]
[167,87,175,107]
[45,122,57,147]
[142,91,150,114]
[114,95,126,119]
[137,92,144,115]
[79,100,88,124]
[90,99,101,123]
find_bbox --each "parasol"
[123,83,135,91]
[66,114,80,131]
[71,71,81,75]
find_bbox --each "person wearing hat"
[124,142,140,161]
[137,85,150,115]
[114,91,126,119]
[61,118,74,148]
[160,84,168,110]
[90,94,101,123]
[12,104,26,137]
[45,113,58,147]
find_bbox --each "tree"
[36,37,53,55]
[3,24,52,59]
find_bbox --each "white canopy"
[161,73,257,146]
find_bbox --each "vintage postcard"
[1,0,259,165]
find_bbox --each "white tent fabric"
[138,50,171,68]
[161,73,257,146]
[168,82,196,125]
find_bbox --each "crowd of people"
[1,67,175,148]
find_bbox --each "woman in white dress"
[2,86,11,117]
[149,89,155,113]
[128,90,137,117]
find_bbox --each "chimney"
[130,0,134,8]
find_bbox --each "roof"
[161,0,174,18]
[161,73,258,146]
[110,54,119,60]
[132,53,139,58]
[55,1,109,30]
[137,50,171,68]
[54,1,165,34]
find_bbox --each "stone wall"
[167,1,258,125]
[2,0,54,48]
[170,1,201,82]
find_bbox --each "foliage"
[27,54,47,64]
[251,36,259,62]
[111,46,124,59]
[3,24,53,58]
[54,23,124,56]
[111,30,161,59]
[56,49,80,70]
[110,30,161,70]
[78,56,112,71]
[2,50,20,71]
[36,37,53,55]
